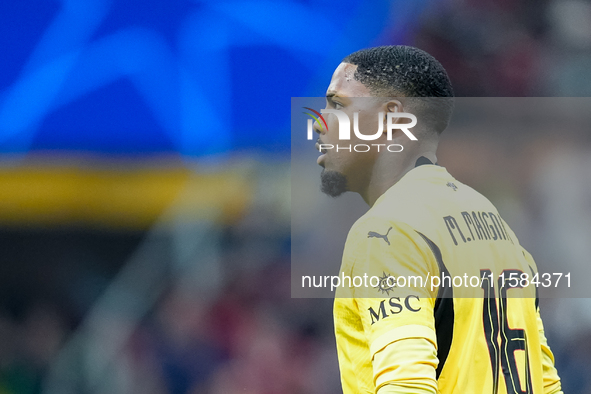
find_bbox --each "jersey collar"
[372,159,447,208]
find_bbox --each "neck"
[358,149,437,207]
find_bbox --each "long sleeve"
[536,308,563,394]
[374,336,438,394]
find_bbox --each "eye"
[326,96,344,109]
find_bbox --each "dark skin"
[314,63,439,206]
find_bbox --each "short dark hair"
[343,45,454,134]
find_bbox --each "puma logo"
[367,227,392,246]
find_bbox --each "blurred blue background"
[1,0,591,393]
[0,0,430,157]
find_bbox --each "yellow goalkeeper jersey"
[334,164,562,394]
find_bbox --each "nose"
[313,118,323,135]
[304,107,326,135]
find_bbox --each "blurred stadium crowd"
[1,0,591,393]
[418,0,591,97]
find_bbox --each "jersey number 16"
[480,269,533,394]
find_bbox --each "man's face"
[315,63,385,197]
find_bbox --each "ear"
[382,99,404,133]
[386,99,403,115]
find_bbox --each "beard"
[320,169,348,197]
